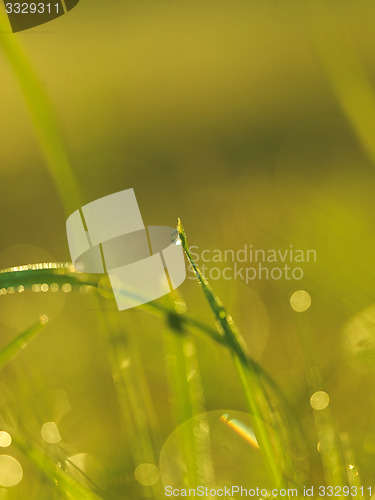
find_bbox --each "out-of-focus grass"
[1,0,375,497]
[0,9,81,215]
[0,316,48,368]
[12,433,103,500]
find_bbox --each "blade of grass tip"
[165,297,215,490]
[177,219,286,488]
[11,433,103,500]
[292,307,347,487]
[0,315,49,368]
[0,11,81,215]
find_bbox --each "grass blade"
[0,315,48,368]
[165,298,215,489]
[12,433,102,500]
[0,11,81,215]
[293,309,347,487]
[177,219,287,487]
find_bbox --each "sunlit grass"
[0,2,369,497]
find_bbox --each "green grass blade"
[12,434,102,499]
[165,299,215,489]
[340,432,363,498]
[0,315,48,368]
[306,1,375,168]
[293,310,347,487]
[0,260,308,487]
[177,219,287,488]
[0,11,81,215]
[98,308,163,500]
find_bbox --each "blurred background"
[1,0,375,497]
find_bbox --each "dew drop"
[171,230,181,246]
[40,315,49,325]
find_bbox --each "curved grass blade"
[177,219,289,488]
[0,261,306,459]
[0,260,308,487]
[12,433,103,500]
[306,0,375,168]
[0,315,48,368]
[0,10,81,215]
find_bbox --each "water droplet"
[32,284,41,293]
[290,290,311,312]
[62,283,72,293]
[0,432,12,448]
[0,455,23,487]
[17,286,24,294]
[41,283,49,293]
[41,422,61,444]
[171,230,181,246]
[6,287,15,294]
[135,463,160,486]
[40,315,49,325]
[310,391,329,410]
[50,283,59,292]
